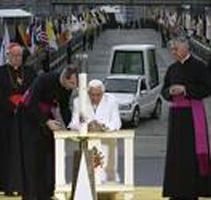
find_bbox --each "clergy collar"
[7,63,22,72]
[90,95,104,108]
[180,53,191,64]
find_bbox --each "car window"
[140,79,147,91]
[147,49,159,89]
[105,78,138,93]
[111,51,144,75]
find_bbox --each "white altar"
[54,129,135,200]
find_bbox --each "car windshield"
[111,51,144,75]
[105,78,138,93]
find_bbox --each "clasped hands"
[169,84,186,96]
[79,115,106,132]
[88,120,107,132]
[46,118,107,132]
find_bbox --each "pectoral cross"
[17,77,23,85]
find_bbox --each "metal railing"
[51,0,211,6]
[189,38,211,64]
[25,24,211,74]
[25,31,84,72]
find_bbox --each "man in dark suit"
[21,64,78,200]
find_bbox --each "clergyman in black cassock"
[0,43,36,195]
[21,65,78,200]
[161,37,211,200]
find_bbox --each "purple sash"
[38,102,53,115]
[171,96,210,176]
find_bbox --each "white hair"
[168,36,190,50]
[88,79,105,92]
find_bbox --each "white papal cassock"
[68,93,121,184]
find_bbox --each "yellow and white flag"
[46,19,58,50]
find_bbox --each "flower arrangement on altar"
[91,146,104,169]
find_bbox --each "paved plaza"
[1,28,210,200]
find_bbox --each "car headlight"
[119,103,132,110]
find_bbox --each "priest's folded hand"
[169,84,186,96]
[46,119,63,131]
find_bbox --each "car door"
[137,78,151,116]
[145,49,160,111]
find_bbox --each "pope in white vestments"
[68,79,121,184]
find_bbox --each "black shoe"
[4,191,16,196]
[22,195,37,200]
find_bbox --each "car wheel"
[131,107,140,127]
[151,99,162,119]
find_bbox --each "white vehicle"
[107,44,162,126]
[104,74,162,127]
[109,44,158,75]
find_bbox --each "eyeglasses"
[10,53,22,58]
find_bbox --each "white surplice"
[68,93,121,184]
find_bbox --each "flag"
[66,16,73,41]
[15,24,32,59]
[46,19,58,50]
[0,23,10,65]
[16,24,28,48]
[26,22,35,46]
[35,25,48,45]
[28,27,36,54]
[26,22,37,54]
